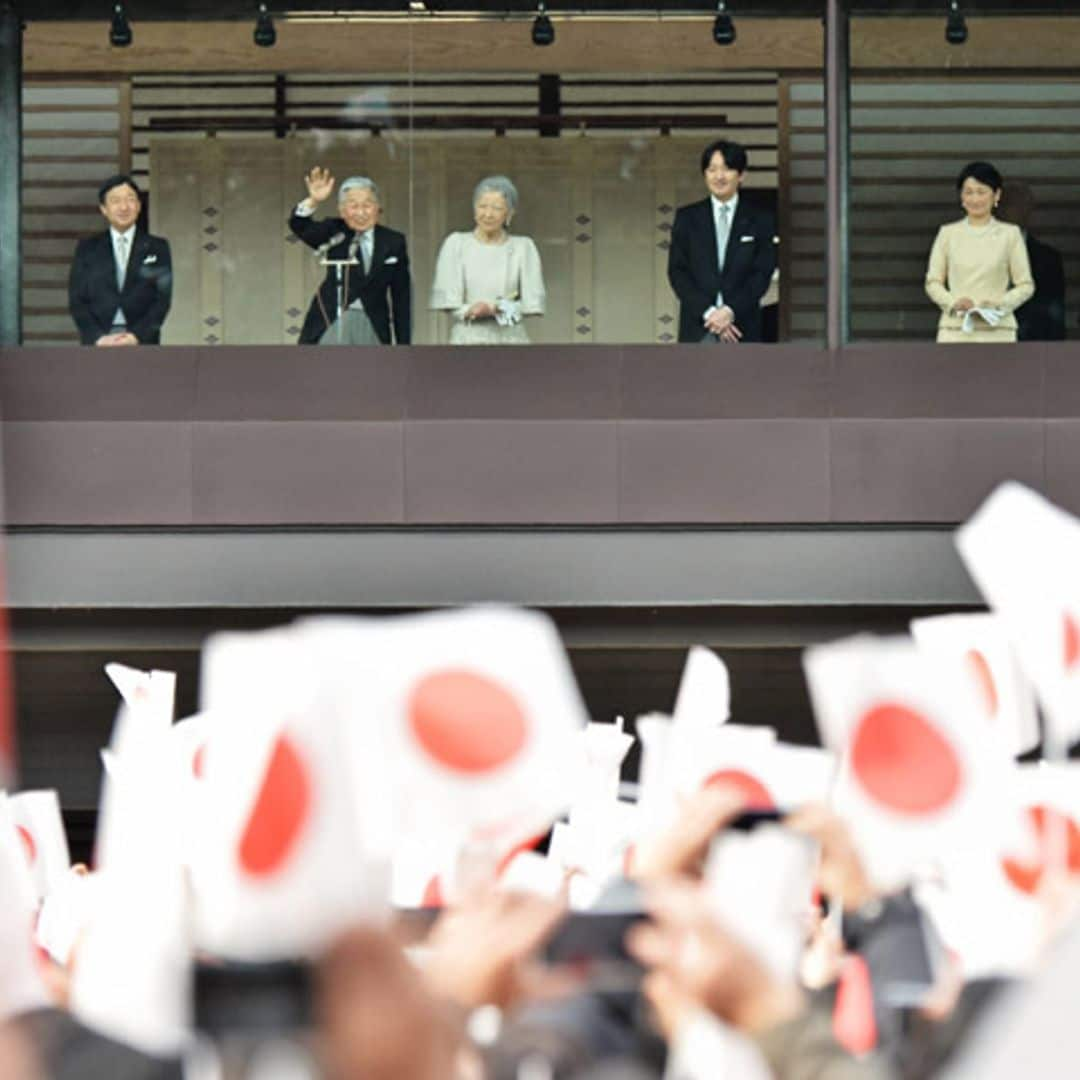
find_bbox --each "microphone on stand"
[314,231,346,258]
[347,231,362,264]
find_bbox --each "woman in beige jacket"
[925,161,1034,343]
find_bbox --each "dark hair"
[700,139,748,175]
[956,161,1002,193]
[98,174,142,205]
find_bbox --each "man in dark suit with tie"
[68,175,173,346]
[289,167,411,346]
[668,139,776,344]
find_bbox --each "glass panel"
[20,10,817,347]
[850,51,1079,343]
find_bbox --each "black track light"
[109,2,132,48]
[254,3,276,48]
[532,2,554,47]
[945,1,967,45]
[713,1,736,47]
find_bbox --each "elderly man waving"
[289,166,412,346]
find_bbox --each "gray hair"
[339,176,381,205]
[472,175,518,214]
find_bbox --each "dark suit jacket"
[668,196,776,344]
[68,230,173,345]
[1016,232,1066,342]
[288,213,411,345]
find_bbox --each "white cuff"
[294,201,316,218]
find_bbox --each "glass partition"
[846,21,1079,343]
[20,9,798,347]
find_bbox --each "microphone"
[314,231,345,258]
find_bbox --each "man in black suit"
[668,139,776,344]
[289,167,411,345]
[68,175,173,346]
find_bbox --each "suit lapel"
[365,226,384,280]
[97,232,121,300]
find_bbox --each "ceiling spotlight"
[254,3,276,48]
[713,1,736,47]
[945,1,967,45]
[532,2,554,47]
[109,2,132,48]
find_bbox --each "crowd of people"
[1,481,1080,1079]
[65,138,1066,349]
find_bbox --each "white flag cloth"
[0,793,50,1020]
[104,662,176,733]
[804,634,1013,890]
[705,825,818,983]
[69,861,192,1057]
[664,1008,773,1080]
[194,626,385,959]
[911,612,1039,757]
[673,646,731,728]
[7,789,70,901]
[918,762,1080,980]
[36,868,104,968]
[956,482,1080,749]
[71,698,192,1054]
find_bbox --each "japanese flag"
[7,789,70,901]
[916,763,1080,980]
[999,763,1080,898]
[104,662,176,733]
[804,635,1011,890]
[956,482,1080,750]
[678,734,834,814]
[669,724,779,806]
[299,607,590,857]
[911,613,1039,757]
[193,626,386,960]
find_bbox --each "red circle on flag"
[964,649,999,718]
[422,874,445,909]
[850,702,962,815]
[703,767,775,810]
[237,735,311,878]
[408,670,529,774]
[15,825,36,866]
[1065,613,1080,673]
[1001,804,1080,895]
[192,742,207,779]
[496,831,546,878]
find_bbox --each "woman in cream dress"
[430,175,546,345]
[925,161,1034,343]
